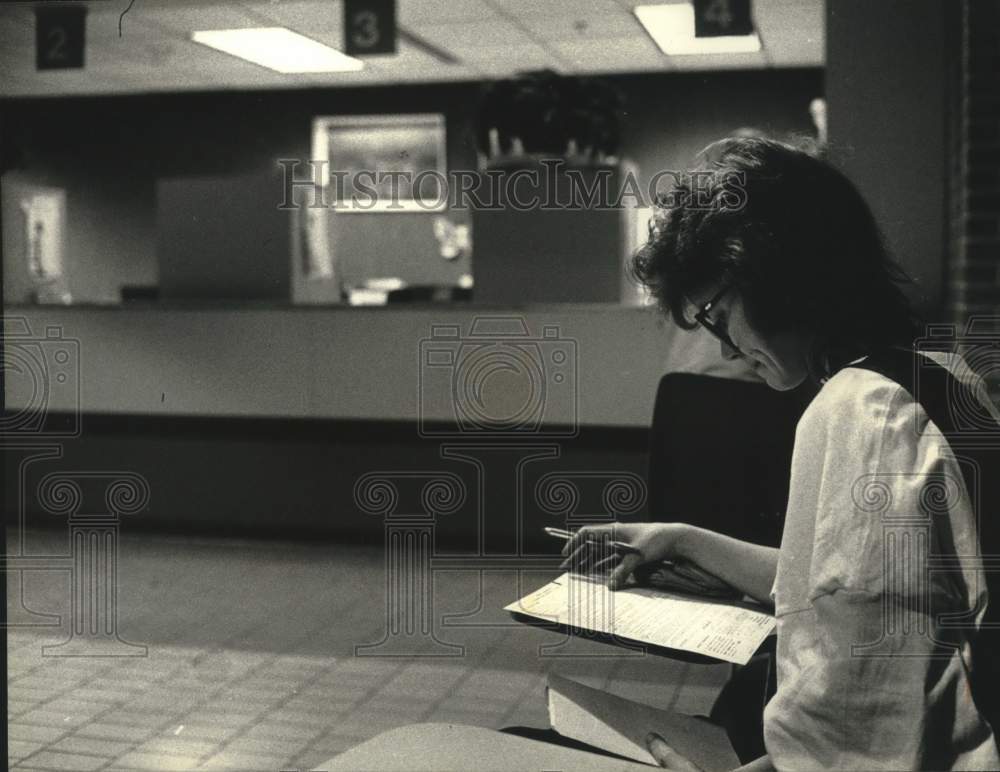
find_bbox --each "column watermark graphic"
[354,471,466,658]
[850,316,1000,660]
[38,472,149,656]
[355,315,649,660]
[3,316,149,657]
[849,472,970,658]
[532,471,647,657]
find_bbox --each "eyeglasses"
[689,284,743,355]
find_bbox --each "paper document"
[547,674,740,771]
[505,573,774,665]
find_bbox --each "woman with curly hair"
[564,137,1000,771]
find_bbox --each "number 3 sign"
[344,0,397,56]
[36,5,86,70]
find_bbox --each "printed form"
[505,573,774,665]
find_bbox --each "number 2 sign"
[36,5,86,70]
[344,0,397,56]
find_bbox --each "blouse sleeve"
[763,369,998,771]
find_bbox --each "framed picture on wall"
[311,114,447,213]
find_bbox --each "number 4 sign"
[36,5,86,70]
[344,0,397,56]
[694,0,754,38]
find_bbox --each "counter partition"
[5,303,672,428]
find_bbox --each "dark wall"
[2,69,822,303]
[616,69,823,191]
[826,0,953,315]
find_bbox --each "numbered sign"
[344,0,397,56]
[694,0,754,38]
[36,5,86,70]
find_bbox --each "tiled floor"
[7,529,729,771]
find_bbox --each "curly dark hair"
[629,136,923,382]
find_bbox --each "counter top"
[6,301,657,313]
[6,304,676,427]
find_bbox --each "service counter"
[4,303,683,541]
[6,303,672,428]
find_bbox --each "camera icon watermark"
[2,316,81,439]
[914,317,1000,439]
[418,316,578,438]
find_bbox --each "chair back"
[647,372,814,547]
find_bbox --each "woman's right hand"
[558,522,689,590]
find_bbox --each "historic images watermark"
[277,158,748,213]
[3,316,148,656]
[354,316,648,658]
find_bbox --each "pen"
[543,526,642,555]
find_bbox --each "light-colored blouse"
[763,350,1000,770]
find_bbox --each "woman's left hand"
[646,732,704,771]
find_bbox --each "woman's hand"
[559,522,688,590]
[646,732,704,771]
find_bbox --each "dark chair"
[646,372,815,763]
[647,372,815,547]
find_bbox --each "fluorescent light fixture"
[634,3,761,55]
[191,27,364,73]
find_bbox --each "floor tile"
[8,723,69,744]
[155,723,242,743]
[305,733,371,755]
[113,751,205,770]
[13,708,92,730]
[242,721,326,741]
[8,529,725,771]
[42,698,114,719]
[432,695,514,716]
[131,737,219,759]
[48,735,135,758]
[11,751,107,771]
[264,705,350,727]
[94,709,170,728]
[217,736,304,758]
[198,750,290,770]
[181,710,261,729]
[8,699,37,718]
[74,723,158,743]
[7,686,67,704]
[290,747,344,771]
[7,739,45,762]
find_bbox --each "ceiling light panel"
[191,27,364,72]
